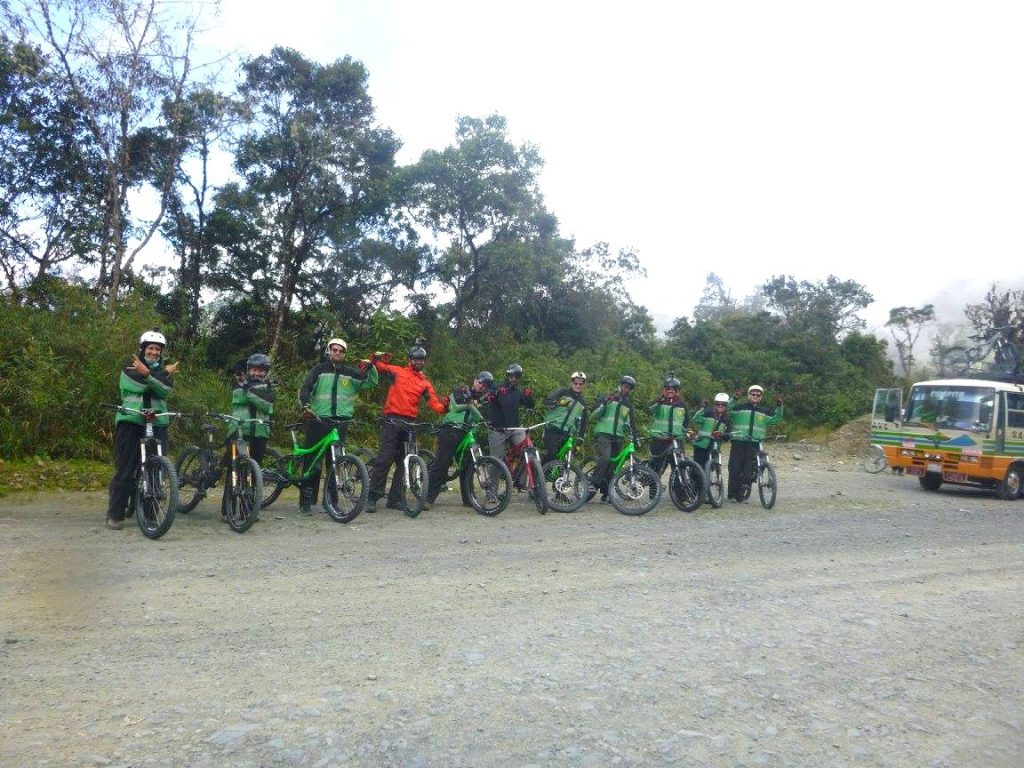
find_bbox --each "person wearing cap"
[483,364,536,487]
[367,345,446,511]
[727,384,784,501]
[646,376,690,477]
[297,337,378,515]
[541,371,589,464]
[425,373,490,510]
[689,392,734,470]
[588,375,638,503]
[105,329,179,530]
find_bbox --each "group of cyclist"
[105,330,785,529]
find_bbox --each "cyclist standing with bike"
[231,353,276,465]
[105,329,178,530]
[541,371,589,464]
[690,392,733,469]
[727,385,784,502]
[425,374,489,510]
[298,338,378,515]
[484,364,536,487]
[646,376,690,476]
[588,375,638,503]
[367,345,446,512]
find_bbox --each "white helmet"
[571,371,587,382]
[714,392,730,404]
[139,330,166,348]
[326,338,348,352]
[748,384,764,395]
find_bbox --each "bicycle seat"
[202,424,217,433]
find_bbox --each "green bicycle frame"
[608,438,638,474]
[283,426,343,481]
[555,433,578,462]
[452,428,479,471]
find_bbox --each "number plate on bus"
[943,471,968,483]
[927,462,941,473]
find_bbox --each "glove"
[523,388,533,398]
[557,397,571,407]
[301,407,313,421]
[441,395,450,410]
[700,399,708,408]
[358,360,369,372]
[776,396,784,406]
[734,388,743,400]
[497,387,508,397]
[711,430,722,440]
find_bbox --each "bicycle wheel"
[135,455,179,539]
[704,458,724,509]
[226,457,261,533]
[758,462,778,509]
[541,459,587,513]
[466,456,513,516]
[863,444,887,474]
[175,445,209,514]
[324,454,369,523]
[260,447,287,508]
[402,454,429,518]
[609,463,662,516]
[527,452,547,513]
[939,346,973,377]
[668,460,706,513]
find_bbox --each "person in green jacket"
[425,374,489,510]
[646,376,689,476]
[727,384,784,501]
[105,329,178,530]
[297,337,378,514]
[588,375,637,503]
[230,353,276,465]
[541,371,589,464]
[690,392,733,470]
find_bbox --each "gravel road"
[2,445,1022,768]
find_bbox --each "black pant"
[302,418,349,506]
[727,441,758,499]
[692,444,711,471]
[647,437,673,476]
[106,422,168,521]
[589,433,622,495]
[369,417,413,504]
[427,425,466,504]
[542,427,570,465]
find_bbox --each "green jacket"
[591,394,635,439]
[543,387,588,435]
[440,388,484,428]
[647,397,689,439]
[115,364,173,427]
[690,404,733,449]
[728,401,784,443]
[231,379,276,439]
[299,361,378,418]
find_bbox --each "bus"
[870,378,1024,499]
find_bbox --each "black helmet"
[620,375,636,388]
[477,371,495,385]
[506,363,523,377]
[663,376,680,389]
[247,353,271,369]
[408,345,427,360]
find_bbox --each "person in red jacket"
[367,345,446,511]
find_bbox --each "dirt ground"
[1,440,1022,768]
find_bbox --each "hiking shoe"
[105,517,124,530]
[385,500,404,511]
[299,504,313,516]
[422,501,432,511]
[366,498,377,513]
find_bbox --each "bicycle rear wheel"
[704,458,724,508]
[226,457,261,533]
[324,454,369,523]
[758,463,778,509]
[466,456,512,516]
[541,459,587,512]
[668,460,706,513]
[135,455,178,539]
[863,444,887,474]
[175,445,209,514]
[609,463,662,516]
[402,454,429,518]
[260,447,287,508]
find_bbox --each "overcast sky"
[210,0,1024,336]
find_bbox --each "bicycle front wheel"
[668,460,706,513]
[609,463,662,516]
[863,444,887,474]
[136,455,179,539]
[541,459,587,513]
[175,445,209,514]
[402,454,429,518]
[324,454,369,523]
[527,452,547,513]
[260,447,287,509]
[466,456,513,516]
[704,458,724,509]
[758,463,778,509]
[226,457,262,533]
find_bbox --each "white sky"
[209,0,1024,335]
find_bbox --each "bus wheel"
[919,474,942,491]
[996,464,1023,501]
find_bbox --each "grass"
[0,457,110,497]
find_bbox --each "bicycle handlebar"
[101,403,191,420]
[492,422,548,433]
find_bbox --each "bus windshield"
[903,384,995,432]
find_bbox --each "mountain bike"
[261,416,369,522]
[703,438,726,508]
[590,427,663,516]
[737,441,778,509]
[540,431,589,513]
[215,414,265,533]
[649,434,707,513]
[495,423,549,514]
[939,325,1021,378]
[441,422,514,516]
[862,443,887,474]
[380,417,432,518]
[102,403,185,539]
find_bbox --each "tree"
[692,272,738,323]
[762,275,873,340]
[964,283,1024,336]
[885,304,935,379]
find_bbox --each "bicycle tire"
[528,452,547,513]
[260,447,287,508]
[668,459,706,513]
[324,454,369,523]
[175,445,209,514]
[466,456,513,516]
[758,462,778,509]
[609,463,662,516]
[704,458,724,509]
[939,346,973,377]
[541,459,587,513]
[135,455,178,539]
[352,446,377,469]
[863,444,887,474]
[402,454,429,518]
[226,457,261,533]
